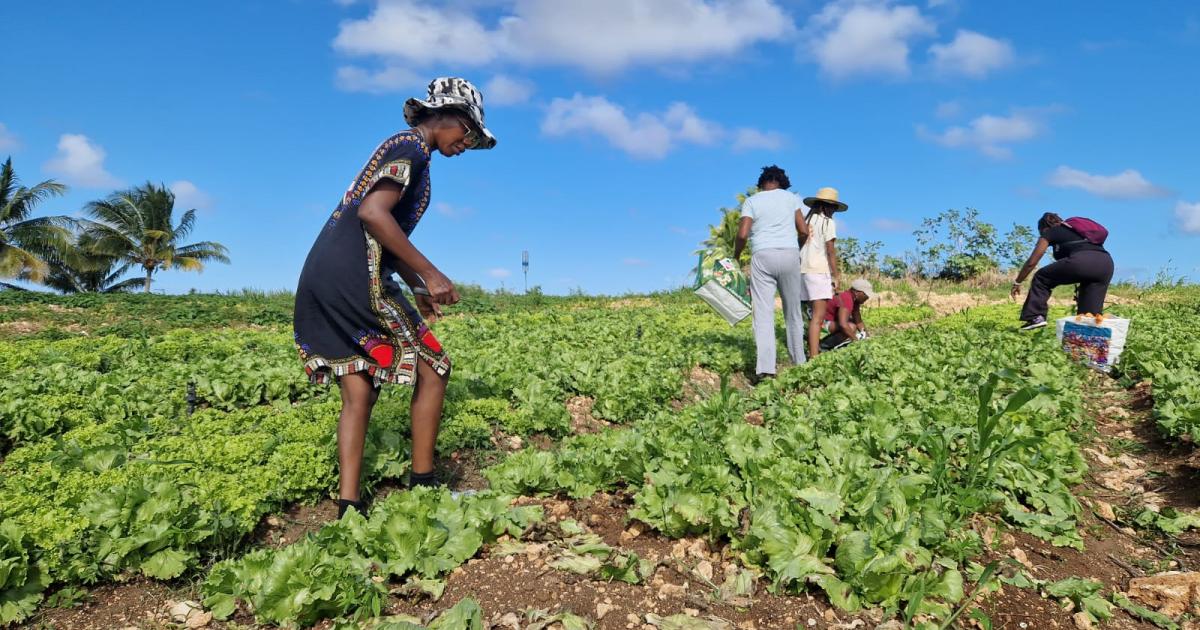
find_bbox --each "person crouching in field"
[293,77,497,519]
[819,278,875,351]
[799,187,846,358]
[1010,212,1114,331]
[734,165,809,380]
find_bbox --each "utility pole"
[522,250,529,294]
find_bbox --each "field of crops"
[2,288,1199,629]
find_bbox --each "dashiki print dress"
[293,131,450,386]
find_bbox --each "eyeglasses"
[457,119,480,149]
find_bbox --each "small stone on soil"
[1128,571,1200,616]
[1012,547,1035,571]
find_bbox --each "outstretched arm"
[1010,237,1050,299]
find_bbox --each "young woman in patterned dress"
[293,77,497,518]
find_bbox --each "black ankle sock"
[337,498,367,518]
[410,470,439,488]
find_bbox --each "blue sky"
[2,0,1198,294]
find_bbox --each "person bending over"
[1011,212,1113,331]
[819,279,875,351]
[293,77,497,519]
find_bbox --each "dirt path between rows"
[972,370,1200,629]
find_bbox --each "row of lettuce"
[1111,291,1200,442]
[0,296,1060,627]
[0,300,793,625]
[194,304,1091,627]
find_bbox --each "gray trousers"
[750,248,807,374]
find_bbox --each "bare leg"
[411,360,448,475]
[807,298,829,358]
[337,373,379,501]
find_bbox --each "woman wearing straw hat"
[293,77,496,519]
[800,187,847,358]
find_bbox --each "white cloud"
[333,0,793,78]
[1048,166,1170,200]
[541,94,780,159]
[542,95,711,159]
[0,123,19,152]
[334,1,500,66]
[484,75,535,106]
[1175,201,1200,234]
[665,103,720,146]
[870,218,912,231]
[934,100,962,119]
[433,201,474,220]
[497,0,794,73]
[487,267,512,278]
[805,1,935,79]
[918,111,1042,159]
[622,258,650,267]
[43,134,122,188]
[335,64,423,93]
[733,128,786,152]
[930,29,1014,78]
[169,180,214,211]
[669,226,693,235]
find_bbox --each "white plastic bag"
[1055,315,1130,372]
[695,278,751,325]
[693,252,752,326]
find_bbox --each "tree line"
[701,189,1036,280]
[0,157,229,293]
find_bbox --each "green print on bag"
[694,251,752,325]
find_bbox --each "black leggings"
[1020,250,1114,321]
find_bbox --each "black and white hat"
[404,77,497,150]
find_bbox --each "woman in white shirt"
[799,187,847,358]
[734,166,810,378]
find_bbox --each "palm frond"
[173,241,231,263]
[0,244,49,282]
[8,220,73,256]
[102,276,143,293]
[1,158,68,224]
[174,208,197,240]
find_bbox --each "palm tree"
[0,157,70,288]
[83,183,230,292]
[698,187,757,268]
[43,233,142,293]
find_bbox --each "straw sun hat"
[803,187,848,212]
